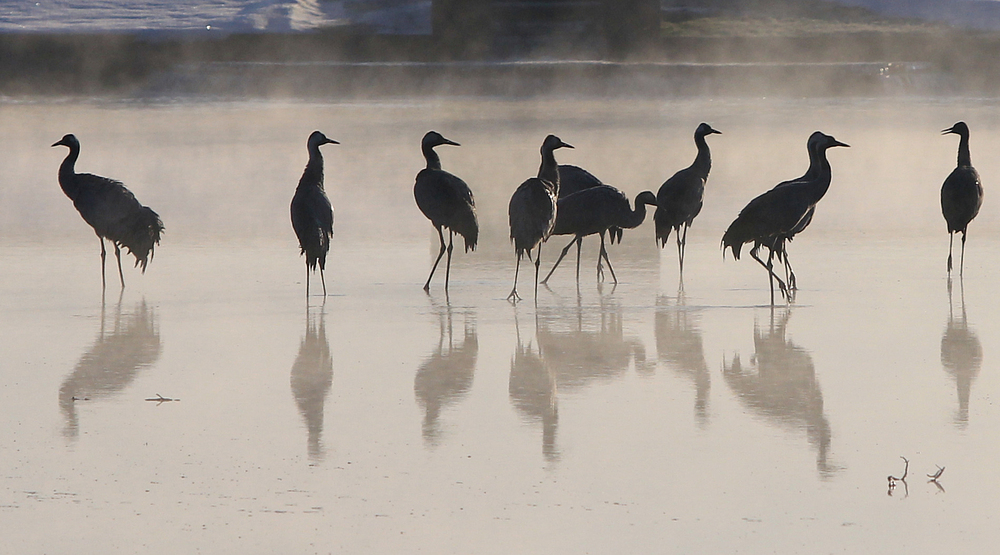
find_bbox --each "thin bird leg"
[679,224,689,274]
[534,243,542,301]
[444,231,454,292]
[750,248,787,302]
[305,262,310,298]
[113,243,125,289]
[575,236,582,284]
[98,235,107,290]
[947,231,954,273]
[542,236,577,284]
[960,229,967,277]
[320,267,327,297]
[423,226,448,291]
[675,227,683,274]
[599,232,618,285]
[507,253,522,302]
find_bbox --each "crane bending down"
[654,123,721,274]
[941,122,983,277]
[541,185,657,285]
[291,130,338,298]
[414,131,479,292]
[722,132,849,305]
[507,134,573,302]
[52,134,163,289]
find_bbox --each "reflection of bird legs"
[597,231,618,285]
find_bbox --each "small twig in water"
[144,394,178,405]
[887,456,910,496]
[927,465,945,481]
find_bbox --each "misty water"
[3,95,1000,553]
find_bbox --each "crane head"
[308,131,339,150]
[422,130,460,149]
[942,122,969,137]
[696,123,721,137]
[636,190,657,207]
[51,134,79,149]
[541,134,573,154]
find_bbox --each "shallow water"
[2,97,1000,553]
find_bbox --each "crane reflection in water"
[59,296,161,440]
[414,302,477,447]
[655,293,710,428]
[509,310,559,463]
[723,308,838,478]
[290,307,333,461]
[942,278,982,429]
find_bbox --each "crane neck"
[621,193,653,229]
[422,142,443,171]
[57,144,81,201]
[801,147,834,204]
[537,146,560,194]
[691,131,712,177]
[957,133,972,168]
[299,144,325,191]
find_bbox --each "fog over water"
[3,95,1000,553]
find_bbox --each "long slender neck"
[58,145,81,200]
[622,195,652,229]
[801,147,834,204]
[299,144,325,190]
[957,132,972,168]
[422,142,442,170]
[537,146,560,194]
[691,132,712,177]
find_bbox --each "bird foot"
[507,289,521,302]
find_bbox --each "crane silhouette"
[291,130,338,298]
[758,131,831,291]
[654,123,721,274]
[413,131,478,292]
[722,132,848,304]
[941,121,983,276]
[540,185,657,285]
[52,134,163,289]
[507,134,573,302]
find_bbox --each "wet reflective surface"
[3,97,1000,552]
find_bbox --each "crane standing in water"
[291,130,338,298]
[722,132,849,304]
[52,134,163,289]
[940,121,983,277]
[508,134,573,302]
[413,131,478,292]
[654,123,721,275]
[541,185,658,285]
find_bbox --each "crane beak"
[833,140,850,148]
[51,140,64,147]
[560,141,574,149]
[443,139,461,147]
[941,126,955,135]
[324,138,340,145]
[709,127,722,135]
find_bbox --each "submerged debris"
[144,393,179,405]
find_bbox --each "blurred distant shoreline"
[4,3,1000,99]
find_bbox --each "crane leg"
[320,267,327,297]
[542,236,576,284]
[507,253,522,302]
[444,231,454,292]
[424,226,447,291]
[947,232,954,273]
[113,243,125,289]
[751,248,787,302]
[575,236,582,284]
[534,243,542,302]
[98,235,107,290]
[960,230,967,277]
[305,262,310,298]
[678,224,689,275]
[599,232,618,285]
